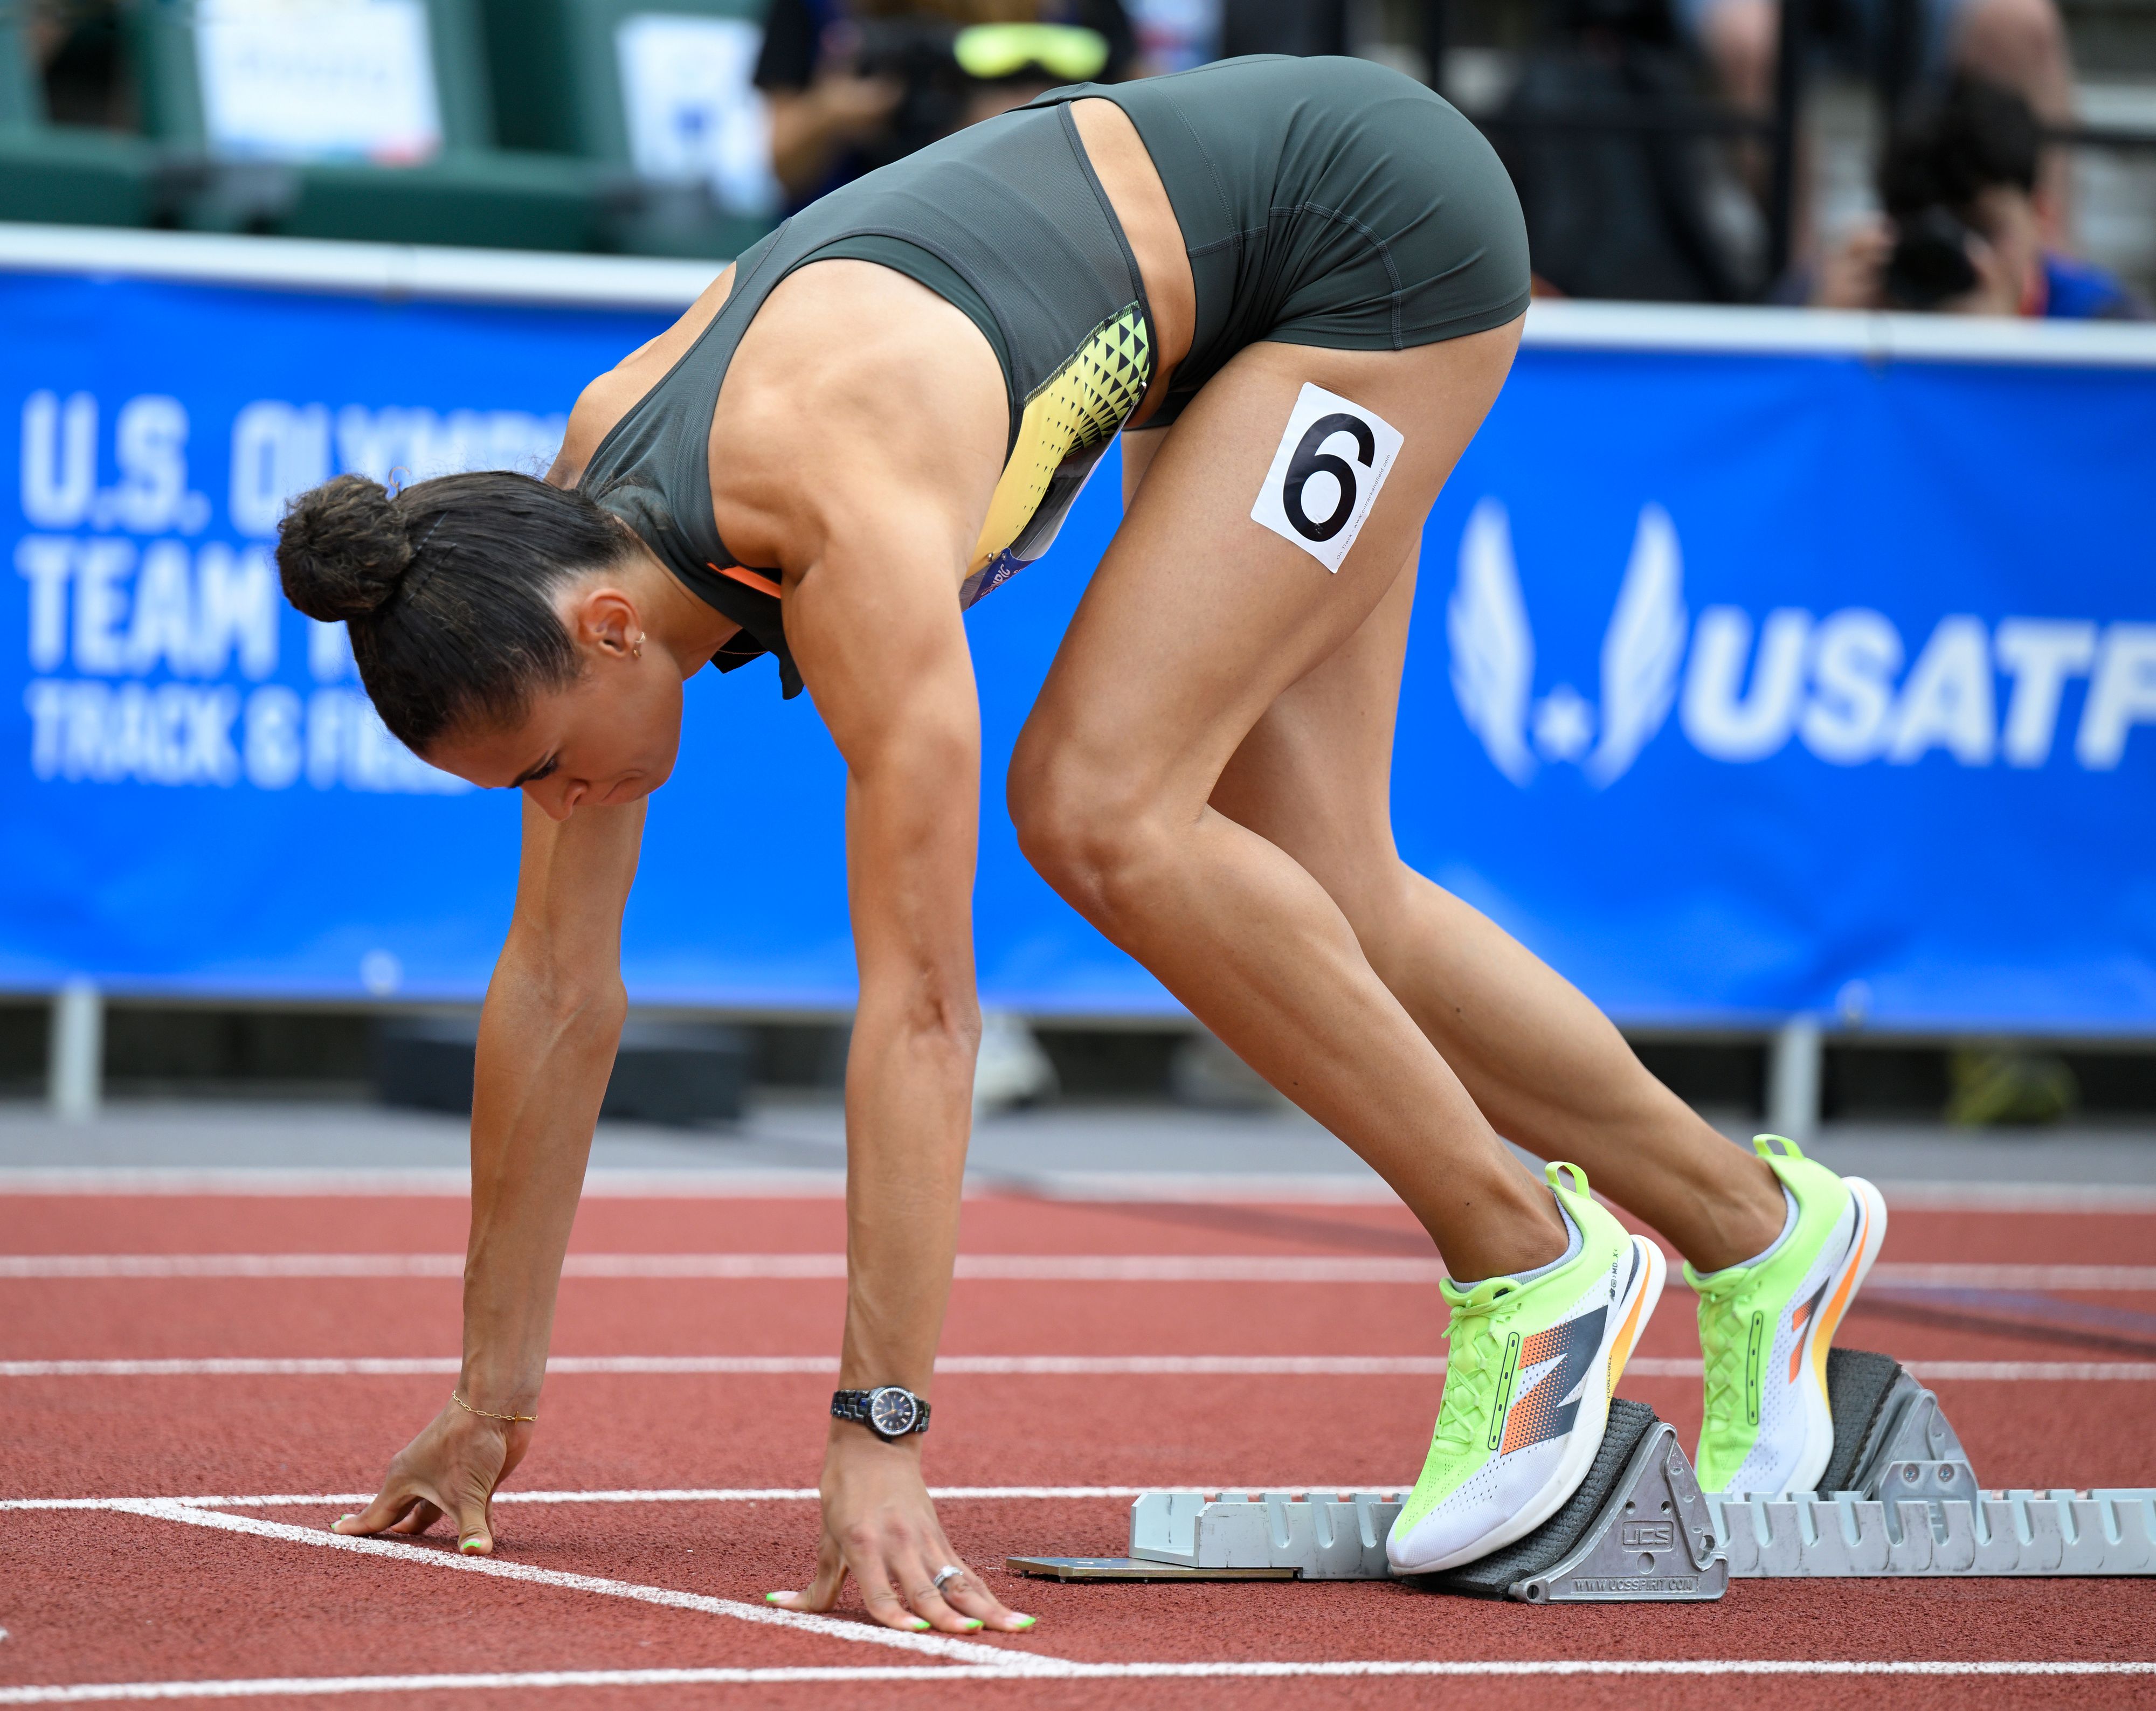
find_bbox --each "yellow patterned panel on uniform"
[969,304,1151,575]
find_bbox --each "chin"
[605,767,671,805]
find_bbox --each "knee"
[1008,751,1178,929]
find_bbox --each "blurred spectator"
[757,0,1135,205]
[1128,0,1221,74]
[1808,77,2148,316]
[1495,0,1767,302]
[1682,0,2077,230]
[1217,0,1345,58]
[29,0,131,130]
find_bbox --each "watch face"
[867,1387,919,1436]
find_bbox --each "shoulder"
[709,260,1011,568]
[547,261,740,486]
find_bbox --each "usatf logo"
[1449,498,2156,786]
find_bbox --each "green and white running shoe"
[1689,1135,1888,1498]
[1386,1162,1666,1575]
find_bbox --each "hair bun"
[277,474,417,623]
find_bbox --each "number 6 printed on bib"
[1249,383,1405,573]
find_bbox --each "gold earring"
[632,634,644,659]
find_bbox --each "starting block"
[1007,1348,2156,1596]
[1009,1397,1727,1602]
[1710,1349,2156,1577]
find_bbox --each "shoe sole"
[1391,1233,1668,1574]
[1784,1175,1889,1495]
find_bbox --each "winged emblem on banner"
[1447,498,1688,788]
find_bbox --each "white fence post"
[50,980,103,1123]
[1765,1015,1822,1144]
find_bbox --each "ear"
[566,584,644,662]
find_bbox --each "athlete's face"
[427,581,685,821]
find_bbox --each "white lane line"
[0,1253,1449,1281]
[5,1353,2152,1381]
[6,1167,2156,1213]
[0,1355,1452,1379]
[10,1253,2154,1288]
[4,1659,2153,1702]
[4,1486,1392,1514]
[1898,1360,2156,1380]
[0,1169,1407,1206]
[107,1501,1038,1671]
[1871,1264,2156,1290]
[10,1446,2152,1516]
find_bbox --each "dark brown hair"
[1881,77,2042,217]
[277,471,633,752]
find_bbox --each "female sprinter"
[282,54,1885,1634]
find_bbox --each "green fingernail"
[1010,1615,1036,1630]
[765,1592,786,1604]
[959,1618,984,1632]
[460,1539,485,1554]
[908,1618,931,1631]
[337,1515,356,1525]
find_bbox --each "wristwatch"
[831,1386,931,1439]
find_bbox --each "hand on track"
[331,1396,531,1555]
[766,1430,1034,1634]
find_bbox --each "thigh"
[1014,324,1519,812]
[1206,549,1416,915]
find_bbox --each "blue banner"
[4,267,2153,1027]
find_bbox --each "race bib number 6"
[1248,383,1405,573]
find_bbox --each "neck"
[624,541,742,680]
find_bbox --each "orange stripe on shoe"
[1808,1196,1872,1393]
[711,562,783,599]
[1606,1276,1650,1398]
[1786,1295,1816,1385]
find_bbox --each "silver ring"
[931,1564,965,1595]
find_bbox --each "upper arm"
[786,509,983,975]
[710,265,1006,991]
[782,493,985,1005]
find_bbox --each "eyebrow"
[509,754,557,788]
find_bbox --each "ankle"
[1435,1177,1569,1281]
[1683,1158,1787,1274]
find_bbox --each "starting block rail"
[1008,1349,2156,1599]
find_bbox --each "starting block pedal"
[1415,1398,1726,1601]
[1008,1398,1728,1602]
[1711,1348,2156,1577]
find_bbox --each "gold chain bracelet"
[451,1390,536,1424]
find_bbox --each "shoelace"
[1695,1270,1751,1436]
[1432,1288,1509,1453]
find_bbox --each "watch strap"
[831,1387,931,1436]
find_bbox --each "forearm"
[838,982,979,1395]
[459,939,626,1409]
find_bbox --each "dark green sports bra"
[579,100,1156,698]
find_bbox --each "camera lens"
[1884,207,1980,310]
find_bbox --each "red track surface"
[4,1188,2154,1708]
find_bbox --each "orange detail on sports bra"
[714,562,783,600]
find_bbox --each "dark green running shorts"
[578,55,1528,697]
[1026,54,1532,424]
